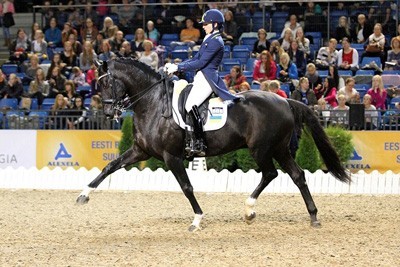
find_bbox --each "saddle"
[177,84,212,126]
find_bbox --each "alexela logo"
[346,148,370,170]
[48,143,79,167]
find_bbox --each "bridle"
[98,67,168,119]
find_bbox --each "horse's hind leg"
[275,150,321,227]
[163,153,203,232]
[245,155,278,224]
[76,144,150,204]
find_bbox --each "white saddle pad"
[172,79,228,131]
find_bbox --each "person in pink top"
[367,75,387,110]
[252,50,277,84]
[322,77,338,108]
[0,0,15,47]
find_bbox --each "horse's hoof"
[188,225,201,232]
[76,195,90,205]
[311,220,321,228]
[244,212,256,224]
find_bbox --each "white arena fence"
[1,167,399,195]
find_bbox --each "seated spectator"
[60,41,78,77]
[332,94,349,127]
[62,80,80,108]
[278,28,293,52]
[305,63,323,92]
[46,53,67,79]
[0,73,23,102]
[9,28,31,65]
[118,41,136,58]
[69,66,86,88]
[67,7,84,32]
[61,22,78,46]
[291,77,317,107]
[0,70,7,93]
[352,14,373,44]
[47,66,67,98]
[385,37,400,71]
[110,31,126,53]
[276,52,298,85]
[80,18,99,43]
[79,41,97,73]
[145,20,160,45]
[280,14,301,39]
[67,96,89,129]
[315,38,338,70]
[295,27,310,60]
[252,28,270,58]
[314,98,331,126]
[25,54,42,82]
[222,10,238,46]
[304,2,323,19]
[31,30,48,57]
[328,65,342,89]
[321,77,338,108]
[50,94,69,129]
[137,40,159,70]
[363,93,378,130]
[29,22,40,43]
[131,28,145,53]
[337,77,360,104]
[170,18,200,50]
[223,65,250,94]
[252,50,277,84]
[337,38,359,74]
[288,40,306,77]
[153,0,174,35]
[269,40,284,63]
[28,69,49,107]
[87,94,103,129]
[45,17,62,48]
[335,16,353,43]
[67,34,82,56]
[98,40,116,62]
[361,23,385,67]
[367,75,387,110]
[92,32,105,55]
[268,80,288,98]
[118,0,137,29]
[100,16,118,39]
[368,0,392,31]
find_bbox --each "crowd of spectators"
[0,0,400,130]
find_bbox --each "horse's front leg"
[164,153,204,232]
[76,144,150,204]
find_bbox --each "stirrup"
[193,140,206,157]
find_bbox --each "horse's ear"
[94,60,102,68]
[101,61,108,72]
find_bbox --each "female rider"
[164,9,238,157]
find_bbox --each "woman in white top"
[337,37,359,74]
[295,27,310,59]
[361,23,385,66]
[137,40,159,70]
[337,77,360,104]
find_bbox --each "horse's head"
[96,60,127,118]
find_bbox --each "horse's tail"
[287,99,351,183]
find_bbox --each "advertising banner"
[347,131,400,173]
[36,130,121,170]
[0,130,37,168]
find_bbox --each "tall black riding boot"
[189,106,207,157]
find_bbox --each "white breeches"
[185,71,213,112]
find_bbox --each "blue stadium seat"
[77,85,91,93]
[171,50,189,60]
[382,70,400,75]
[338,70,353,77]
[28,111,48,129]
[251,12,270,32]
[221,59,241,71]
[390,97,400,108]
[360,57,382,69]
[280,83,291,97]
[224,45,231,58]
[159,33,179,46]
[318,70,329,78]
[42,98,55,110]
[240,37,257,46]
[125,34,134,42]
[1,64,18,76]
[356,69,375,76]
[245,58,256,72]
[84,98,91,108]
[251,83,260,90]
[271,11,288,33]
[0,98,18,110]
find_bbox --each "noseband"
[98,68,167,117]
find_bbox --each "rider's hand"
[164,63,178,75]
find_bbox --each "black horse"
[76,58,350,231]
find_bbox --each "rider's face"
[203,23,214,34]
